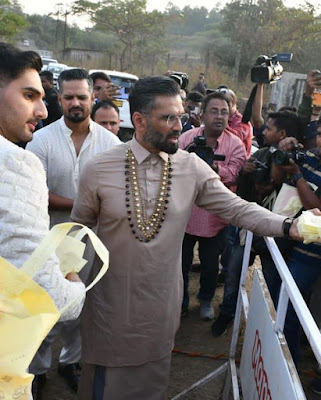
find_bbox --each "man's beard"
[65,107,88,123]
[143,126,179,154]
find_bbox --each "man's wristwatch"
[283,218,294,238]
[290,173,303,186]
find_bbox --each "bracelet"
[283,218,294,238]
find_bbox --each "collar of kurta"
[0,134,16,149]
[59,116,95,137]
[130,135,169,164]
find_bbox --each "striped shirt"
[290,148,321,264]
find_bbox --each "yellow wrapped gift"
[297,210,321,244]
[0,222,109,400]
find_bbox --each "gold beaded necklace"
[125,149,172,242]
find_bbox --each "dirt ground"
[41,265,320,400]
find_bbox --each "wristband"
[283,218,294,238]
[290,173,303,186]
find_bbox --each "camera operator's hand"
[190,113,201,128]
[242,156,256,174]
[311,105,321,119]
[270,159,300,185]
[97,83,121,101]
[278,137,302,151]
[279,159,301,176]
[305,70,321,97]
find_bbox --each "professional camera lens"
[272,150,290,165]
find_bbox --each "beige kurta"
[71,136,285,368]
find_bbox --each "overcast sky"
[18,0,320,22]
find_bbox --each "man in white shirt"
[26,68,120,397]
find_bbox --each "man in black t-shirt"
[39,70,62,126]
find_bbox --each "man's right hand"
[278,137,301,151]
[242,156,256,174]
[305,70,321,97]
[97,83,121,101]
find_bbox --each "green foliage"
[20,0,321,89]
[0,0,28,39]
[73,0,166,70]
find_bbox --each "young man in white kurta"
[26,69,120,390]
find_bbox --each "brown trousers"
[78,353,171,400]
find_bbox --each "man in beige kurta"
[71,76,301,400]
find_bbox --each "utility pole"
[63,10,70,52]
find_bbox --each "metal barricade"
[171,231,321,399]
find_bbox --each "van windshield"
[109,76,137,93]
[48,65,66,74]
[42,59,58,66]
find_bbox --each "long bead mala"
[125,149,172,242]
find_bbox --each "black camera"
[186,136,225,165]
[272,147,306,166]
[252,159,270,183]
[251,53,292,84]
[169,71,189,90]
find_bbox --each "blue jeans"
[220,226,239,276]
[219,236,292,317]
[182,230,226,309]
[284,257,321,366]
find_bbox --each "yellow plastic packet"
[297,211,321,244]
[0,222,109,400]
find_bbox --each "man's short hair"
[268,111,302,138]
[278,106,297,113]
[90,71,111,84]
[187,91,204,103]
[216,87,237,105]
[0,42,42,87]
[58,68,93,93]
[202,91,230,112]
[39,70,54,84]
[129,75,180,119]
[91,99,120,120]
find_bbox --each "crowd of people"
[1,42,321,399]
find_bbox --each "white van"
[89,69,138,140]
[41,57,58,71]
[47,63,69,87]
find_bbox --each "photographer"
[182,91,204,133]
[178,92,246,319]
[212,110,303,336]
[271,118,321,372]
[217,87,253,158]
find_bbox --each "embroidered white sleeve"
[0,148,85,321]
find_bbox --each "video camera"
[169,71,189,91]
[251,53,293,84]
[272,146,306,166]
[186,136,225,165]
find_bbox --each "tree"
[0,0,28,40]
[73,0,166,71]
